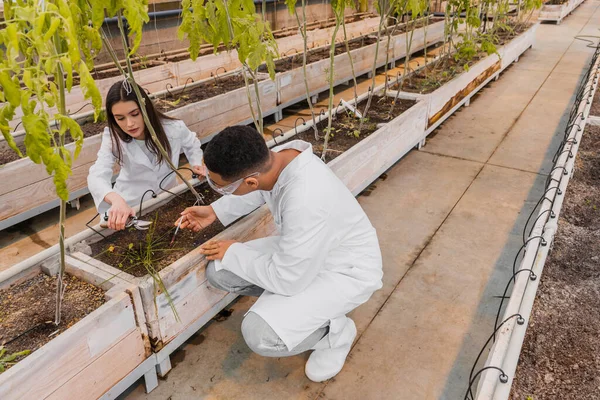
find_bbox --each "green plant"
[178,0,278,135]
[0,346,31,373]
[0,0,103,325]
[285,0,320,140]
[321,0,354,161]
[98,214,180,319]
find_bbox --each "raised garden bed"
[538,0,585,24]
[509,124,600,400]
[388,22,538,133]
[0,259,156,399]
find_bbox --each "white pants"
[206,261,329,356]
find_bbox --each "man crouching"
[177,125,383,382]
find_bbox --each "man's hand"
[177,205,217,232]
[200,240,238,261]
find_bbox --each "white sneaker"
[305,318,357,382]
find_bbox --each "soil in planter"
[509,126,600,399]
[545,0,568,5]
[0,273,105,372]
[0,119,107,167]
[154,75,259,113]
[397,22,532,94]
[287,96,415,162]
[89,183,224,276]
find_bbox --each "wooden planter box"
[538,0,585,23]
[390,23,538,133]
[326,94,428,196]
[0,74,277,230]
[0,259,156,400]
[277,19,445,108]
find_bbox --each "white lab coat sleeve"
[87,128,118,211]
[220,190,333,296]
[210,191,266,227]
[177,120,203,167]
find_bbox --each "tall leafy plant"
[321,0,354,160]
[285,0,320,139]
[0,0,103,325]
[178,0,278,135]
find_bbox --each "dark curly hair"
[203,126,271,181]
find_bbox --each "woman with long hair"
[88,80,204,230]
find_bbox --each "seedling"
[0,346,31,373]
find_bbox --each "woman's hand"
[177,205,217,232]
[104,192,135,230]
[200,240,238,261]
[192,165,206,178]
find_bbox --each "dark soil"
[546,0,568,5]
[399,22,531,94]
[0,273,105,372]
[510,125,600,399]
[259,36,378,74]
[89,182,224,277]
[561,125,600,230]
[0,119,107,166]
[290,96,415,162]
[590,89,600,116]
[155,74,259,113]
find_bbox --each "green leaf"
[0,105,23,158]
[284,0,297,15]
[47,151,71,201]
[43,17,62,43]
[60,56,73,91]
[78,62,102,121]
[23,113,51,165]
[0,71,21,108]
[6,23,20,54]
[122,0,150,55]
[57,114,85,159]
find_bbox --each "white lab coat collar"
[270,140,314,189]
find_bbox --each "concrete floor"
[117,2,600,399]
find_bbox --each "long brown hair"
[106,80,175,165]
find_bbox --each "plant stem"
[53,30,67,326]
[342,13,359,104]
[241,65,261,133]
[295,0,319,139]
[112,12,202,204]
[320,20,341,162]
[247,66,265,134]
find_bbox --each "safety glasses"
[206,171,259,195]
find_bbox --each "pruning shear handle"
[100,215,153,230]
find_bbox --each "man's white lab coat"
[87,119,203,214]
[212,140,383,351]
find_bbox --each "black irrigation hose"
[521,186,561,243]
[462,40,600,397]
[493,269,537,343]
[157,166,199,199]
[465,366,509,400]
[466,314,524,400]
[138,189,158,218]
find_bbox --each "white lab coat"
[212,140,383,351]
[87,119,203,215]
